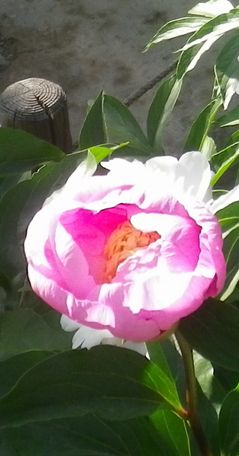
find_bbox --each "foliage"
[0,1,239,454]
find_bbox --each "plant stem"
[176,331,214,456]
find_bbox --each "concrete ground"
[0,0,215,154]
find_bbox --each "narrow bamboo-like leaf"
[215,33,239,108]
[79,92,105,149]
[179,299,239,371]
[201,136,217,160]
[177,9,239,79]
[102,95,152,155]
[185,98,221,152]
[188,0,233,18]
[0,129,64,175]
[219,383,239,456]
[145,16,208,50]
[0,347,184,428]
[217,201,239,232]
[147,75,182,152]
[218,106,239,127]
[211,143,239,186]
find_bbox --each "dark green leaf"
[211,143,239,186]
[102,95,151,155]
[219,383,239,456]
[179,299,239,371]
[0,351,51,398]
[149,409,191,456]
[0,308,71,360]
[147,75,182,152]
[0,347,185,428]
[184,98,221,153]
[196,384,221,456]
[79,92,105,149]
[0,411,190,456]
[0,129,64,175]
[147,338,186,404]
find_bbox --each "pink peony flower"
[25,152,226,343]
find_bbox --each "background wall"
[0,0,215,154]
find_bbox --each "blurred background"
[0,0,214,153]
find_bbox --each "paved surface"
[0,0,215,154]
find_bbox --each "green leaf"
[211,143,239,186]
[177,9,239,79]
[179,299,239,371]
[215,33,239,109]
[102,95,151,155]
[219,383,239,456]
[217,201,239,232]
[215,203,239,299]
[88,144,129,163]
[145,16,208,50]
[217,106,239,127]
[0,129,64,175]
[0,308,71,360]
[79,92,105,149]
[193,351,225,412]
[145,340,184,411]
[0,152,84,278]
[188,0,234,18]
[0,351,51,398]
[0,174,27,199]
[147,338,186,404]
[147,75,182,152]
[0,411,190,456]
[184,98,222,152]
[0,347,185,429]
[149,409,191,456]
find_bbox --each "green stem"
[176,331,214,456]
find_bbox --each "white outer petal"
[176,152,212,202]
[60,316,147,355]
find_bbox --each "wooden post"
[0,78,72,153]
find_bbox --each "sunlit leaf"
[177,9,239,79]
[188,0,233,18]
[145,16,208,50]
[0,129,64,175]
[215,33,239,108]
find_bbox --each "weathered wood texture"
[0,78,72,153]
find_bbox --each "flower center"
[103,220,160,282]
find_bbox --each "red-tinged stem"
[176,331,214,456]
